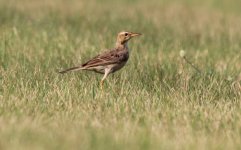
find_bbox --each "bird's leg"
[100,80,104,89]
[100,68,111,89]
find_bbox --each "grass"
[0,0,241,149]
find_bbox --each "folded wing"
[82,48,128,68]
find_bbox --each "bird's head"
[116,31,141,47]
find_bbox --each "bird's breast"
[110,61,127,73]
[122,52,129,62]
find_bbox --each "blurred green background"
[0,0,240,150]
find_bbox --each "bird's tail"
[59,66,83,74]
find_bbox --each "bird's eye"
[124,33,128,36]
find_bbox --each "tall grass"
[0,0,240,149]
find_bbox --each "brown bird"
[59,31,141,88]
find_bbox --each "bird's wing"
[81,48,128,68]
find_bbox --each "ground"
[0,0,241,149]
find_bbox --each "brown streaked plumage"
[59,31,141,88]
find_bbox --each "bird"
[59,31,141,88]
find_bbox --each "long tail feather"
[59,66,83,74]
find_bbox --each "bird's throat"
[116,41,128,49]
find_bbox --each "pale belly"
[87,62,127,74]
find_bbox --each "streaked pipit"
[59,31,141,88]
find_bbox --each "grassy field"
[0,0,241,149]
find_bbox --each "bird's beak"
[130,32,142,37]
